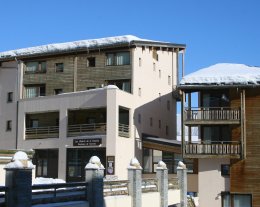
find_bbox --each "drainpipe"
[14,57,19,149]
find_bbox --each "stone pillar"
[156,161,168,207]
[85,156,105,207]
[177,161,187,207]
[5,151,34,207]
[128,157,142,207]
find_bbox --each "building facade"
[180,63,260,207]
[0,35,185,181]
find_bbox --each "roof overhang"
[142,137,181,153]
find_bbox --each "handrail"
[103,180,129,196]
[26,126,59,139]
[68,123,106,134]
[185,141,241,155]
[118,123,130,137]
[184,107,240,121]
[142,178,158,192]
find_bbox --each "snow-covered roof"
[0,35,185,61]
[180,63,260,88]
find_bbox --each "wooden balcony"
[184,107,240,125]
[184,141,241,159]
[67,123,106,137]
[26,126,59,139]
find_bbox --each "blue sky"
[0,0,259,75]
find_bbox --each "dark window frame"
[221,164,230,176]
[87,57,96,67]
[7,92,13,103]
[25,61,47,74]
[55,63,64,72]
[6,120,12,131]
[106,51,130,66]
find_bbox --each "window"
[167,100,170,110]
[138,114,141,124]
[106,52,130,66]
[142,46,145,52]
[54,89,63,95]
[139,58,142,67]
[150,117,153,127]
[138,88,141,96]
[168,75,171,85]
[87,57,96,67]
[30,119,39,128]
[221,164,230,176]
[6,120,12,131]
[153,63,156,71]
[152,49,158,61]
[158,120,161,129]
[7,92,13,102]
[87,86,96,90]
[159,70,161,78]
[24,85,46,98]
[25,61,46,73]
[222,192,252,207]
[166,125,169,135]
[55,63,64,72]
[107,79,131,93]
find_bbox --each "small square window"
[55,63,64,72]
[221,164,230,176]
[7,92,13,102]
[138,88,141,96]
[87,57,96,67]
[138,114,141,124]
[6,120,12,131]
[54,89,63,95]
[167,100,170,110]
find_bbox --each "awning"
[142,137,181,153]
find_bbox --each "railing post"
[128,157,142,207]
[177,161,187,207]
[85,156,105,207]
[156,161,168,207]
[5,151,34,207]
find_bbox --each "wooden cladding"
[23,50,132,96]
[184,107,240,125]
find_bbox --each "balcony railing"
[184,107,240,125]
[184,141,241,158]
[26,126,59,139]
[118,123,130,137]
[67,123,106,137]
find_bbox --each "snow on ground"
[180,63,260,86]
[32,177,65,185]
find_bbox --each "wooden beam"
[181,91,186,157]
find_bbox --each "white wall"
[198,158,230,207]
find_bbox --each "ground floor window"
[66,148,106,182]
[222,192,252,207]
[34,149,59,178]
[143,148,194,174]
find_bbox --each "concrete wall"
[0,61,18,149]
[198,158,230,207]
[104,190,180,207]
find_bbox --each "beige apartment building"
[0,35,185,181]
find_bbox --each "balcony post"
[188,93,191,143]
[181,91,186,157]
